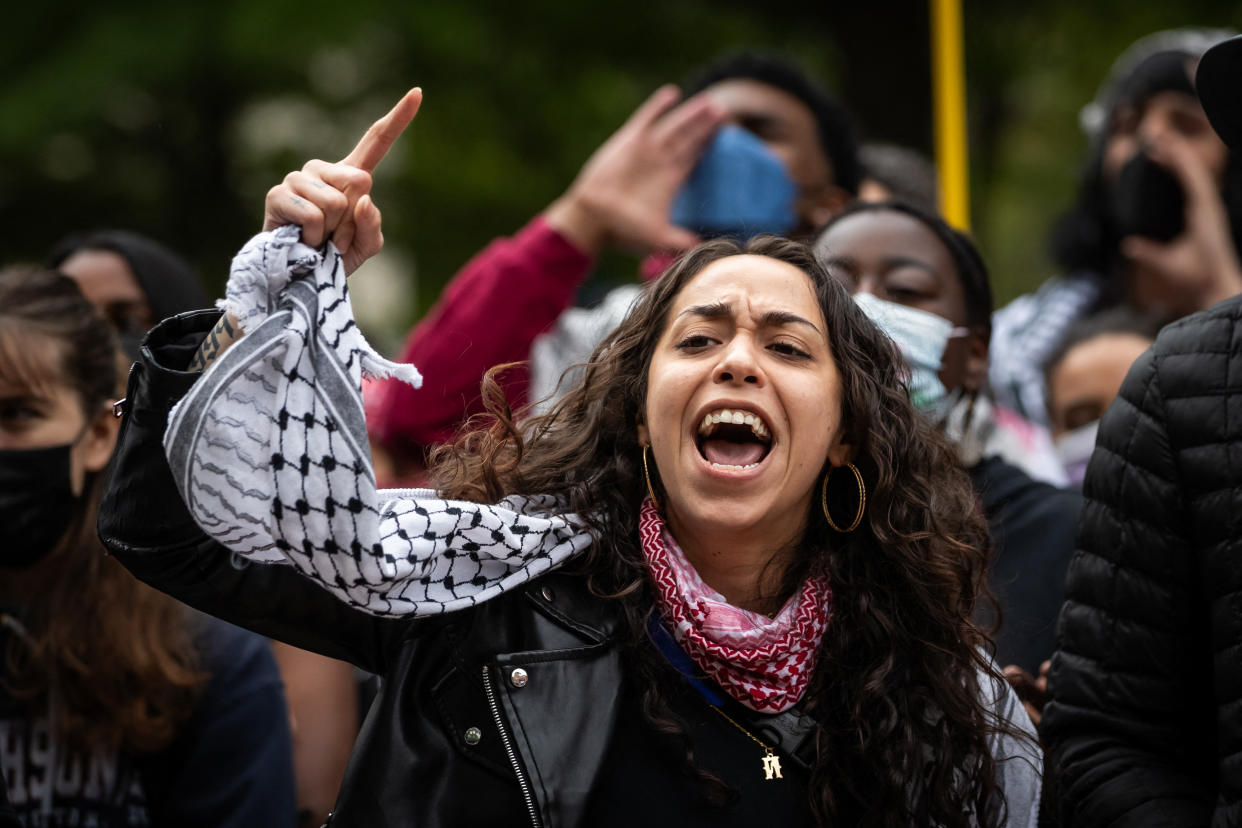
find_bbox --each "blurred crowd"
[2,24,1241,828]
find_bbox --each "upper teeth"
[697,409,771,441]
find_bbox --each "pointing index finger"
[341,87,423,173]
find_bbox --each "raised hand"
[543,85,725,257]
[188,89,422,375]
[264,87,423,275]
[1121,132,1242,314]
[1003,660,1050,727]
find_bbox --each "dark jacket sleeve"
[1041,346,1215,826]
[99,310,414,675]
[145,616,297,828]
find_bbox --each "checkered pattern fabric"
[988,273,1105,427]
[164,227,592,616]
[640,499,831,712]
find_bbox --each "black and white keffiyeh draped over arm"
[163,226,593,617]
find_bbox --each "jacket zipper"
[482,664,542,828]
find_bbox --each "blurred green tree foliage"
[3,0,1240,350]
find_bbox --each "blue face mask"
[670,125,797,240]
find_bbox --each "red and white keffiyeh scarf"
[639,498,832,712]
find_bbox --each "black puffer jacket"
[1041,294,1242,826]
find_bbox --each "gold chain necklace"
[708,703,784,781]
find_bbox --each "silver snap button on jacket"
[463,727,482,746]
[509,667,529,688]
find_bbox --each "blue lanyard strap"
[646,612,726,707]
[645,612,819,772]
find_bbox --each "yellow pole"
[931,0,970,230]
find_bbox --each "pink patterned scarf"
[639,498,832,712]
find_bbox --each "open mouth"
[695,408,773,470]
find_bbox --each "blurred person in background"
[1041,308,1162,488]
[346,52,861,481]
[48,231,211,361]
[813,201,1080,679]
[856,143,939,213]
[990,28,1242,428]
[49,230,358,828]
[0,267,294,826]
[1040,32,1242,824]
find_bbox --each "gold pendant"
[762,749,783,780]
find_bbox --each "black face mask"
[1109,150,1186,243]
[0,444,80,567]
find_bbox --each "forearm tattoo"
[188,313,238,373]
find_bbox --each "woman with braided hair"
[100,88,1039,826]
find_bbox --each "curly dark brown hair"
[431,236,1021,826]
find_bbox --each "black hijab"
[47,230,211,356]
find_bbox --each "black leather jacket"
[98,311,819,828]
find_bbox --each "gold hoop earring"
[642,445,660,510]
[821,462,865,533]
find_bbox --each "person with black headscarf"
[988,28,1242,431]
[47,230,211,359]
